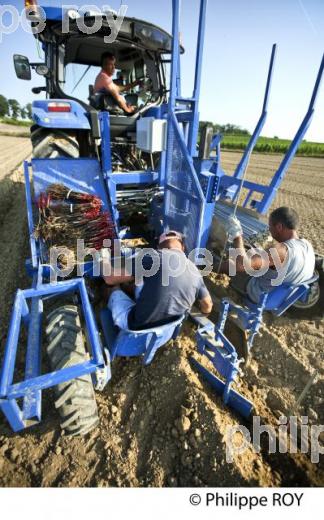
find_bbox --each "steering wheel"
[135,76,152,91]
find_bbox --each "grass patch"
[0,131,30,137]
[221,134,324,157]
[0,117,32,127]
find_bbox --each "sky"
[1,0,324,142]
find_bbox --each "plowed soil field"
[0,140,323,487]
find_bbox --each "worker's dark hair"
[270,206,299,229]
[164,231,184,244]
[101,52,115,67]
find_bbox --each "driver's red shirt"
[94,70,113,93]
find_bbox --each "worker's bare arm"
[105,82,135,113]
[102,259,134,286]
[238,242,287,272]
[199,295,213,315]
[103,272,134,285]
[219,236,287,274]
[231,235,246,272]
[233,235,245,251]
[219,235,245,274]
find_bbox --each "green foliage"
[220,134,324,157]
[20,107,27,119]
[8,99,21,119]
[199,122,324,156]
[0,95,9,117]
[0,94,32,125]
[199,121,250,136]
[25,103,32,119]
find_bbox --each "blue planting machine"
[1,0,323,433]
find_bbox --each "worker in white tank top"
[219,206,315,304]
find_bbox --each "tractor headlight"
[35,64,49,77]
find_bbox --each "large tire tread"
[31,127,79,159]
[46,305,99,436]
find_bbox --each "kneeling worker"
[102,231,213,331]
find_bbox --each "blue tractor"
[1,0,323,435]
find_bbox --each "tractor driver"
[94,52,140,114]
[102,231,213,331]
[219,206,315,303]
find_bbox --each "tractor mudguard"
[32,99,91,130]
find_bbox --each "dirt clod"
[177,416,191,434]
[9,448,19,463]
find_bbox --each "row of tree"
[0,94,32,120]
[199,121,250,136]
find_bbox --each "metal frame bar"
[110,172,159,184]
[169,0,181,112]
[23,270,43,422]
[187,0,208,157]
[24,161,38,269]
[98,111,120,229]
[99,112,112,173]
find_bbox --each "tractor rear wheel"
[31,127,79,159]
[46,305,99,436]
[288,267,324,319]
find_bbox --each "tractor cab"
[58,19,169,138]
[14,7,180,163]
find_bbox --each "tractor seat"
[88,86,138,137]
[88,85,138,114]
[213,274,320,359]
[244,274,319,316]
[88,87,124,115]
[100,308,185,365]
